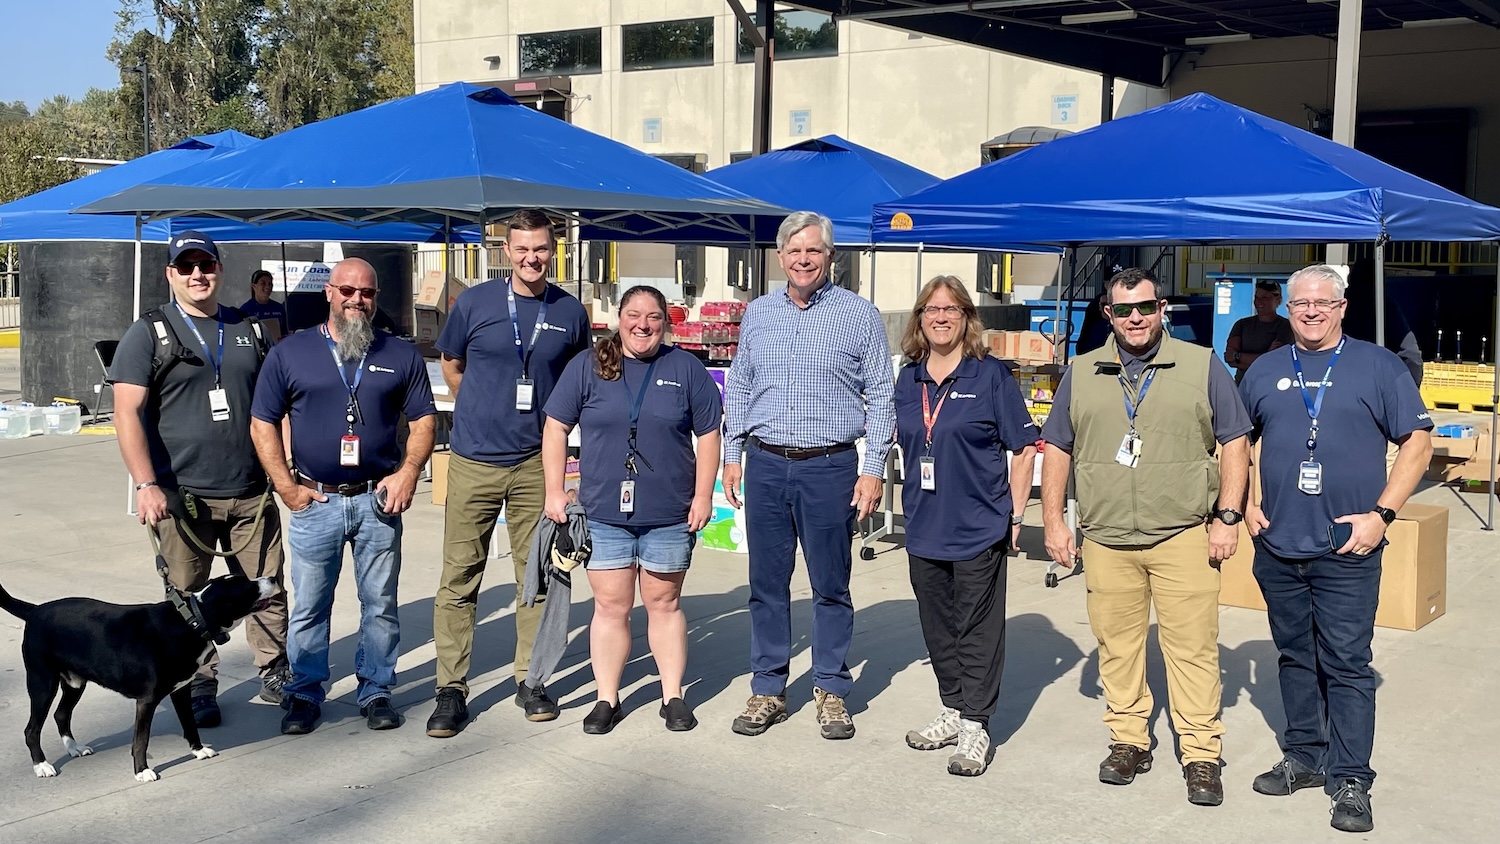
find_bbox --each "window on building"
[736,8,838,62]
[623,17,714,71]
[519,28,602,77]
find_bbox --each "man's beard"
[332,306,375,361]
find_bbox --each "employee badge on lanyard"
[1114,365,1157,470]
[919,379,948,491]
[509,285,547,412]
[1291,337,1345,496]
[620,356,659,514]
[323,325,366,467]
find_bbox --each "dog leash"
[153,486,275,559]
[144,524,231,645]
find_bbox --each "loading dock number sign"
[1052,95,1078,125]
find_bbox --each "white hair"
[775,211,835,252]
[1287,264,1348,300]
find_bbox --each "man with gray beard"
[250,258,437,735]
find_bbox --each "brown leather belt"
[298,476,377,496]
[751,437,857,461]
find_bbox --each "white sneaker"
[905,706,962,750]
[947,719,992,777]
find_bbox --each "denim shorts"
[586,520,695,574]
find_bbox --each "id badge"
[515,378,535,412]
[619,480,635,513]
[918,455,936,491]
[1114,433,1141,469]
[1298,460,1323,495]
[208,388,230,422]
[340,434,361,467]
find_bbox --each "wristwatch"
[1214,508,1244,525]
[1372,505,1397,525]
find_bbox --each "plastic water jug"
[19,403,46,437]
[43,403,82,436]
[0,406,28,440]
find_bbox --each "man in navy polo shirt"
[250,257,436,736]
[1240,264,1432,834]
[427,209,592,737]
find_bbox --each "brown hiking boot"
[1184,761,1225,806]
[731,694,788,736]
[1099,743,1153,785]
[813,687,855,740]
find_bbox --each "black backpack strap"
[143,307,190,386]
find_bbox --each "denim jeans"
[284,492,402,708]
[744,443,858,698]
[1253,539,1381,789]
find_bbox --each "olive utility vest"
[1068,334,1219,547]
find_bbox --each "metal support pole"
[1325,0,1363,267]
[1488,243,1499,530]
[751,0,774,299]
[1374,240,1386,347]
[915,243,925,298]
[1101,74,1115,123]
[868,249,878,306]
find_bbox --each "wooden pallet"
[1431,400,1497,413]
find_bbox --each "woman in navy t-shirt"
[894,276,1039,777]
[542,285,722,735]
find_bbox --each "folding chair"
[90,340,118,424]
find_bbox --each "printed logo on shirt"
[1417,412,1431,421]
[368,364,396,374]
[656,378,682,388]
[1276,377,1293,391]
[235,335,254,347]
[538,321,568,333]
[949,391,978,400]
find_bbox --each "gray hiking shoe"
[731,694,788,736]
[813,687,855,740]
[947,719,992,777]
[905,707,962,750]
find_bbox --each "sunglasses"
[171,259,219,274]
[332,285,379,300]
[1108,300,1160,318]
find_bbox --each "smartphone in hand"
[1328,521,1354,553]
[375,486,390,513]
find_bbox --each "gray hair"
[1287,264,1348,300]
[775,211,835,252]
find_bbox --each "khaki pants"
[156,490,288,690]
[1082,527,1224,764]
[434,453,545,693]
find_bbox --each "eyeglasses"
[1108,300,1160,318]
[1287,298,1344,313]
[331,285,379,300]
[921,305,964,318]
[171,259,219,274]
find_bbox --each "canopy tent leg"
[915,243,924,298]
[1489,243,1499,531]
[869,249,878,306]
[127,212,143,515]
[1325,0,1364,269]
[1374,240,1386,347]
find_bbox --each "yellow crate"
[1423,362,1496,390]
[1421,381,1496,413]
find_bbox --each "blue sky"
[0,0,126,109]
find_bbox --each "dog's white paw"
[192,745,218,760]
[134,768,159,783]
[63,738,93,758]
[34,762,58,778]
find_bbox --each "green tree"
[0,121,80,204]
[0,101,30,124]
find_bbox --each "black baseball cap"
[168,231,221,263]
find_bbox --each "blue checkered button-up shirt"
[723,281,896,477]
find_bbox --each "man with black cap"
[109,230,288,728]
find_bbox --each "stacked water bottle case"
[0,402,82,438]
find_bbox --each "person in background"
[241,269,287,341]
[1239,264,1432,834]
[894,275,1037,777]
[1225,280,1293,382]
[541,285,722,735]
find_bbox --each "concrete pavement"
[0,347,1493,843]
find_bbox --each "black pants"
[908,540,1008,726]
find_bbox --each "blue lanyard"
[321,325,367,427]
[1118,366,1157,432]
[507,283,549,378]
[622,356,660,473]
[1290,336,1345,455]
[174,303,224,387]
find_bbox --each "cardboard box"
[1004,330,1056,364]
[415,271,470,311]
[413,308,443,346]
[981,330,1009,356]
[430,450,450,506]
[1217,503,1448,631]
[1430,423,1485,462]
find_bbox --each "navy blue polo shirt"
[1240,336,1431,559]
[240,298,287,336]
[251,328,437,485]
[895,355,1040,560]
[438,280,592,467]
[545,346,722,528]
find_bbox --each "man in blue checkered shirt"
[722,211,896,741]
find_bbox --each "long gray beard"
[333,308,374,361]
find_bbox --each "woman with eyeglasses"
[541,285,723,735]
[893,276,1038,777]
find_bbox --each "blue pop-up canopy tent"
[872,92,1500,247]
[0,130,474,244]
[78,83,785,241]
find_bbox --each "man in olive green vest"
[1041,268,1251,807]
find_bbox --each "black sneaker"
[516,681,559,722]
[191,694,222,728]
[659,697,698,732]
[1330,779,1374,833]
[582,701,623,735]
[280,696,320,735]
[1252,756,1326,796]
[259,667,290,705]
[361,697,401,731]
[426,688,468,738]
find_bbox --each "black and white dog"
[0,574,275,782]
